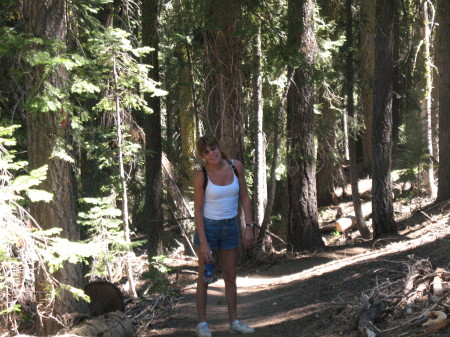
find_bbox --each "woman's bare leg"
[219,248,239,323]
[196,249,209,322]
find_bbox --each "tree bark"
[316,0,338,207]
[23,0,86,334]
[253,25,267,229]
[345,0,372,239]
[315,98,337,207]
[178,42,196,191]
[372,0,397,237]
[286,0,324,251]
[174,0,196,192]
[257,69,293,250]
[142,0,164,257]
[203,0,244,160]
[359,0,376,174]
[392,2,401,145]
[420,1,437,197]
[436,0,450,201]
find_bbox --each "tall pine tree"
[286,0,324,251]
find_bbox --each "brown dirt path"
[145,217,450,337]
[145,212,450,337]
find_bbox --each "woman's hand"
[200,244,213,262]
[243,226,254,249]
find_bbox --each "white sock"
[197,321,208,328]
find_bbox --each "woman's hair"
[196,135,228,159]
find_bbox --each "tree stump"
[84,281,125,317]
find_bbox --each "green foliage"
[151,255,172,274]
[141,255,174,294]
[0,126,92,332]
[87,28,166,114]
[78,196,145,282]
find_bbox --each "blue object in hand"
[203,252,214,283]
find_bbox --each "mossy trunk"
[359,0,376,174]
[203,0,244,161]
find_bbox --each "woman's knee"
[222,270,237,285]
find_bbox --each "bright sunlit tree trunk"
[419,0,437,197]
[252,25,267,230]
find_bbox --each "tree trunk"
[345,0,372,239]
[359,0,376,174]
[62,311,133,337]
[436,0,450,202]
[112,57,137,297]
[392,2,401,145]
[316,1,338,207]
[203,0,247,260]
[372,0,397,237]
[420,1,437,197]
[257,69,293,250]
[253,25,267,229]
[203,0,244,160]
[286,0,324,251]
[178,41,196,191]
[174,0,196,192]
[23,0,86,334]
[142,0,164,257]
[315,98,337,207]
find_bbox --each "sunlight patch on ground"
[183,220,450,296]
[203,221,450,293]
[248,303,323,329]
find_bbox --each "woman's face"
[201,145,222,164]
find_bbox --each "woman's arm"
[234,160,255,249]
[194,170,212,261]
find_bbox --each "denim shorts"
[193,217,239,250]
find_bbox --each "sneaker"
[229,320,255,334]
[196,322,212,337]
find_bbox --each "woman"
[193,135,255,337]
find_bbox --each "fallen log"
[335,216,357,232]
[63,311,133,337]
[319,223,340,232]
[17,311,133,337]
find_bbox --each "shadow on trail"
[147,230,450,337]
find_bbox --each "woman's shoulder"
[194,169,205,180]
[230,158,242,166]
[228,159,244,174]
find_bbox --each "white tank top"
[203,170,239,220]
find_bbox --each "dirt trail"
[146,213,450,337]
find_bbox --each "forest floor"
[135,183,450,337]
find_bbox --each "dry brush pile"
[329,257,450,337]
